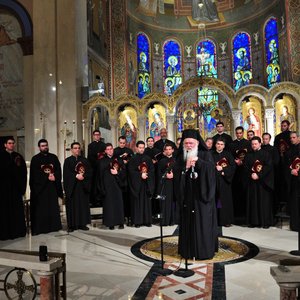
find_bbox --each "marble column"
[32,0,88,164]
[137,116,146,142]
[166,114,176,142]
[109,118,118,148]
[265,108,275,144]
[37,271,54,300]
[231,109,242,132]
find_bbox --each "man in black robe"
[212,138,235,228]
[212,121,233,151]
[97,143,126,230]
[63,142,91,232]
[128,141,155,227]
[114,136,134,224]
[247,130,255,141]
[285,132,300,231]
[156,144,177,226]
[262,133,279,215]
[144,136,160,163]
[87,130,106,206]
[244,136,273,228]
[205,137,213,151]
[0,137,27,240]
[174,129,217,260]
[154,128,177,153]
[30,139,63,235]
[274,120,292,212]
[230,126,251,225]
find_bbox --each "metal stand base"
[289,250,300,256]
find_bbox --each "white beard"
[183,146,198,161]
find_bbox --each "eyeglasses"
[72,147,81,150]
[6,142,15,144]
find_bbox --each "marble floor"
[0,215,299,300]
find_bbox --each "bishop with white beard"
[173,129,218,260]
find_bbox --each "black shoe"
[67,228,74,233]
[118,225,124,229]
[248,225,255,228]
[80,226,89,231]
[135,225,140,228]
[109,226,115,230]
[262,226,269,229]
[145,224,152,227]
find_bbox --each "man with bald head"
[154,128,176,153]
[173,129,217,260]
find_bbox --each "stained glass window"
[163,40,182,96]
[232,32,252,91]
[197,40,218,137]
[264,17,280,88]
[137,33,151,98]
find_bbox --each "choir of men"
[1,120,299,265]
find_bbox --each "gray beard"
[183,147,198,161]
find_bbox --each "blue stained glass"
[137,33,151,98]
[264,18,280,88]
[196,40,217,77]
[163,40,182,96]
[232,32,252,91]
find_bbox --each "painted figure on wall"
[121,122,137,151]
[280,105,295,130]
[150,112,165,141]
[192,0,219,22]
[243,107,261,137]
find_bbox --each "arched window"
[196,39,218,137]
[137,33,151,98]
[196,39,217,78]
[163,40,182,96]
[232,32,252,91]
[264,17,280,88]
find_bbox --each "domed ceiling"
[127,0,280,31]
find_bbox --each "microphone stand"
[174,156,195,278]
[152,170,172,276]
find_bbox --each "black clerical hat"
[178,129,207,152]
[181,129,201,141]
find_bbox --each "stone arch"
[172,76,235,109]
[235,84,269,108]
[269,82,300,107]
[82,96,113,121]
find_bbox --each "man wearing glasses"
[212,121,233,151]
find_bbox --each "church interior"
[0,0,300,299]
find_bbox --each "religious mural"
[242,97,263,138]
[232,32,252,91]
[264,17,280,88]
[137,33,151,98]
[163,40,182,96]
[0,13,23,132]
[119,106,137,151]
[146,103,166,141]
[275,95,296,134]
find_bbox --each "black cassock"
[97,156,126,227]
[30,152,63,235]
[63,156,91,229]
[274,130,292,209]
[212,133,233,151]
[128,153,155,226]
[212,150,235,226]
[173,151,218,260]
[285,144,300,231]
[0,151,27,240]
[88,140,106,206]
[114,146,134,219]
[156,156,177,226]
[230,138,251,224]
[244,149,274,227]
